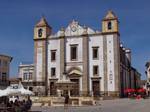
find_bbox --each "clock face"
[71,26,77,32]
[38,29,43,37]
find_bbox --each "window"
[29,72,32,80]
[2,73,7,82]
[92,47,99,59]
[51,50,56,61]
[93,66,99,76]
[108,21,112,30]
[38,29,43,37]
[23,73,27,80]
[51,68,56,76]
[70,45,77,60]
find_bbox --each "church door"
[92,81,100,96]
[70,79,79,96]
[50,82,57,96]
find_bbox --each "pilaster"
[103,35,108,95]
[82,35,89,96]
[113,34,121,96]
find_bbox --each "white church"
[19,10,141,97]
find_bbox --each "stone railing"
[31,96,99,107]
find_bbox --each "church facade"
[32,10,140,97]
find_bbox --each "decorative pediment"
[69,69,82,75]
[51,20,96,37]
[67,67,82,77]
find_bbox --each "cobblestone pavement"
[31,98,150,112]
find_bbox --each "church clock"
[71,25,77,32]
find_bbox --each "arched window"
[38,29,43,37]
[108,21,112,30]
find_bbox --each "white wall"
[19,65,34,82]
[65,37,83,91]
[106,35,115,91]
[48,39,60,79]
[89,35,104,92]
[36,47,43,81]
[66,37,83,63]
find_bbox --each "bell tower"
[34,17,51,40]
[34,17,52,95]
[102,10,119,34]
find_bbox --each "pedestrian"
[64,94,69,112]
[25,97,32,111]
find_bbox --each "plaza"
[1,1,150,112]
[31,98,150,112]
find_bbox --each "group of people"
[0,97,32,112]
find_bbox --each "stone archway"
[70,78,79,96]
[67,67,82,97]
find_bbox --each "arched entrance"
[67,68,82,97]
[70,78,79,96]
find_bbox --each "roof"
[50,20,97,38]
[35,17,51,28]
[9,78,20,84]
[19,62,34,67]
[0,54,13,62]
[103,10,118,20]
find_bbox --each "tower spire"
[35,16,51,28]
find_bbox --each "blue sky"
[0,0,149,79]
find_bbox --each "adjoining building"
[0,54,12,89]
[18,62,34,91]
[130,67,141,89]
[120,46,141,97]
[19,10,141,97]
[145,62,150,81]
[145,62,150,87]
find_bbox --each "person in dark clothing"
[25,97,32,111]
[64,94,69,104]
[64,94,69,112]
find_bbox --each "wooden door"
[92,81,100,96]
[50,82,57,96]
[70,79,79,96]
